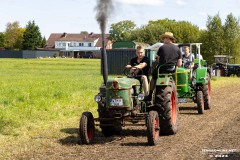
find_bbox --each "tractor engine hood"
[106,77,140,90]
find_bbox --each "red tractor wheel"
[147,111,160,146]
[155,80,179,135]
[197,90,204,114]
[79,112,95,144]
[203,73,211,110]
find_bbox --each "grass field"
[0,58,239,159]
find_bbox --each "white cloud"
[176,0,186,6]
[115,0,165,6]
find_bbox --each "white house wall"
[55,41,100,51]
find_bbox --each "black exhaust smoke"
[96,0,113,85]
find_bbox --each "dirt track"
[17,84,240,160]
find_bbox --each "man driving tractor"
[125,45,150,96]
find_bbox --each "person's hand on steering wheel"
[124,66,143,78]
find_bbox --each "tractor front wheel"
[79,112,95,144]
[197,90,204,114]
[147,111,160,146]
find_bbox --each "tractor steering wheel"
[124,67,143,78]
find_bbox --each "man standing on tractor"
[182,46,194,69]
[125,45,150,96]
[147,32,182,102]
[182,46,195,79]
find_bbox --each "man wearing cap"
[147,32,182,102]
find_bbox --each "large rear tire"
[203,73,211,110]
[79,112,95,144]
[155,80,179,135]
[197,90,204,114]
[237,70,240,77]
[147,111,160,146]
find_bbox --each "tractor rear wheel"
[147,111,160,146]
[197,90,204,114]
[203,73,211,110]
[155,80,179,135]
[237,70,240,77]
[79,112,95,144]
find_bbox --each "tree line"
[0,20,46,50]
[0,13,239,64]
[109,13,240,64]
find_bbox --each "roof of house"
[45,32,110,49]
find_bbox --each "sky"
[0,0,240,39]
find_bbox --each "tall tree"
[223,13,240,57]
[200,14,224,64]
[5,21,24,50]
[112,18,200,45]
[22,20,42,50]
[133,23,165,45]
[41,36,47,48]
[0,32,5,48]
[147,19,199,43]
[109,20,136,42]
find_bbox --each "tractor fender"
[156,74,174,86]
[195,68,208,84]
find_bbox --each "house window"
[63,43,66,47]
[88,43,92,47]
[79,43,84,46]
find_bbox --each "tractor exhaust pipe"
[101,35,108,85]
[96,0,113,85]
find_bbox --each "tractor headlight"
[94,94,102,102]
[137,93,145,101]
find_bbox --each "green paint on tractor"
[106,77,140,108]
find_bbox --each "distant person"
[182,46,195,79]
[125,45,150,96]
[182,46,194,69]
[147,32,182,102]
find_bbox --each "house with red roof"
[45,32,112,58]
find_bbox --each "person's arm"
[177,49,182,67]
[135,62,147,69]
[190,55,194,68]
[126,58,134,68]
[190,62,194,68]
[177,59,182,67]
[125,65,132,68]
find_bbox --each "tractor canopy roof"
[178,43,202,47]
[214,55,236,64]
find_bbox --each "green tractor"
[79,48,179,146]
[175,43,211,114]
[79,67,161,145]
